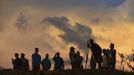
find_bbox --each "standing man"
[53,52,64,71]
[75,51,83,69]
[87,39,102,69]
[20,53,29,70]
[69,46,77,69]
[109,43,116,69]
[32,48,41,71]
[41,54,51,71]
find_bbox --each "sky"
[0,0,134,70]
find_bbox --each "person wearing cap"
[32,48,41,71]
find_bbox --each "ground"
[0,69,133,75]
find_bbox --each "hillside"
[0,69,133,75]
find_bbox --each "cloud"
[45,0,126,8]
[41,16,93,49]
[5,0,126,11]
[119,0,134,23]
[91,18,101,24]
[0,0,133,69]
[15,12,28,32]
[104,0,126,7]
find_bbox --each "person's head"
[110,43,114,50]
[70,46,75,52]
[102,49,107,55]
[56,52,60,57]
[15,53,19,59]
[21,53,25,58]
[89,39,94,45]
[76,51,80,56]
[35,48,39,53]
[46,54,49,58]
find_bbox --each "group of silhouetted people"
[87,39,116,69]
[12,39,116,71]
[69,47,83,70]
[12,48,64,71]
[102,43,116,69]
[12,53,29,70]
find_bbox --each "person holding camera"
[87,39,103,69]
[53,52,64,71]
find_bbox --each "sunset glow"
[0,0,134,70]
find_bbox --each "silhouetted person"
[87,39,102,69]
[53,52,64,71]
[102,49,109,69]
[90,55,96,69]
[69,46,77,69]
[12,53,22,70]
[20,53,29,70]
[108,43,116,69]
[32,48,41,71]
[75,51,83,69]
[41,54,51,71]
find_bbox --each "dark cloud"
[104,0,126,7]
[41,16,92,49]
[9,0,126,10]
[15,12,28,32]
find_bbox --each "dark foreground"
[0,69,133,75]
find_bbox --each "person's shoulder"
[13,59,17,61]
[32,53,36,56]
[38,54,41,57]
[95,43,101,49]
[42,58,46,62]
[111,49,116,52]
[114,49,116,53]
[53,57,56,60]
[80,56,83,59]
[94,43,100,47]
[26,58,29,61]
[60,57,63,60]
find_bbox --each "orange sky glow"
[0,0,134,71]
